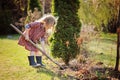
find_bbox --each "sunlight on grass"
[86,33,117,67]
[0,33,119,80]
[0,35,61,80]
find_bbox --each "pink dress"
[18,22,45,52]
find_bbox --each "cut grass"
[0,33,119,80]
[86,33,118,67]
[0,34,62,80]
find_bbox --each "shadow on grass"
[36,67,72,80]
[99,38,116,44]
[93,66,120,80]
[0,34,20,40]
[109,69,120,79]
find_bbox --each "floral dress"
[18,22,45,52]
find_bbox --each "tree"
[44,0,52,13]
[0,0,27,34]
[79,0,120,71]
[115,27,120,71]
[115,2,120,71]
[27,0,41,12]
[25,0,42,24]
[79,0,120,33]
[50,0,81,65]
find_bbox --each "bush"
[50,0,81,65]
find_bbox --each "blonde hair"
[36,14,58,26]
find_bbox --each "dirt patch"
[50,60,120,80]
[38,56,120,80]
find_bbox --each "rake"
[10,24,64,69]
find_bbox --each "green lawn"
[0,33,119,80]
[86,33,118,67]
[0,34,62,80]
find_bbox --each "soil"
[36,57,120,80]
[51,60,120,80]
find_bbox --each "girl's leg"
[28,51,41,67]
[30,51,35,56]
[34,51,41,56]
[35,51,45,66]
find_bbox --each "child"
[18,14,57,68]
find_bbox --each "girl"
[18,14,57,68]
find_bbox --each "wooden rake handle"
[10,24,64,69]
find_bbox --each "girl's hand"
[41,40,46,53]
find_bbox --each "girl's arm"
[24,24,30,40]
[40,38,46,53]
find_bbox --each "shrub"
[50,0,81,65]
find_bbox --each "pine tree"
[50,0,81,65]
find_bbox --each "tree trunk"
[115,28,120,71]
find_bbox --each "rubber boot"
[36,56,45,67]
[28,56,41,68]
